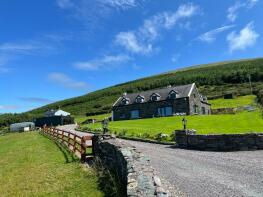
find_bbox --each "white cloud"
[198,25,235,43]
[0,40,56,55]
[115,32,153,54]
[0,56,10,73]
[164,3,200,29]
[48,72,88,90]
[227,0,259,22]
[227,22,259,52]
[57,0,142,10]
[99,0,139,10]
[74,54,131,70]
[56,0,74,9]
[0,67,9,74]
[227,2,243,22]
[171,53,181,63]
[0,35,68,72]
[0,43,39,53]
[0,105,19,110]
[56,0,145,29]
[115,3,200,54]
[248,0,258,8]
[19,97,53,104]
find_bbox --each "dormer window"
[135,95,144,103]
[121,98,130,105]
[168,90,178,99]
[151,93,160,101]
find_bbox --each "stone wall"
[92,135,168,197]
[175,130,263,151]
[211,108,237,115]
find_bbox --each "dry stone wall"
[92,135,168,197]
[176,130,263,151]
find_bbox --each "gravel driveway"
[123,140,263,197]
[56,124,91,137]
[55,125,263,197]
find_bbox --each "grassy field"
[74,113,111,124]
[0,132,103,197]
[81,95,263,138]
[209,95,256,109]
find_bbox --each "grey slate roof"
[113,83,194,107]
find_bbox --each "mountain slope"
[26,57,263,116]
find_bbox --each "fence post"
[55,129,58,140]
[80,137,86,162]
[68,132,70,147]
[62,130,64,142]
[73,134,76,153]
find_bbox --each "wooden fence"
[41,127,93,162]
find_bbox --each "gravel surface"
[122,140,263,197]
[55,126,263,197]
[56,124,91,137]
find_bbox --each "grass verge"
[0,131,104,197]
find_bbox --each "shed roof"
[10,122,35,128]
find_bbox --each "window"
[131,110,140,119]
[120,114,126,119]
[157,106,173,117]
[202,107,206,114]
[193,105,199,114]
[169,91,178,99]
[151,93,160,101]
[136,96,144,103]
[121,98,129,105]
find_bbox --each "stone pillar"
[175,130,196,148]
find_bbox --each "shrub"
[154,133,169,141]
[118,130,127,137]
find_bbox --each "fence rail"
[41,127,93,161]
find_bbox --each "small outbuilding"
[44,109,71,117]
[35,109,74,127]
[10,122,35,132]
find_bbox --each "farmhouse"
[112,83,211,121]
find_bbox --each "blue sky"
[0,0,262,113]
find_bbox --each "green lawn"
[209,95,256,109]
[0,132,103,197]
[75,113,111,124]
[86,110,263,136]
[81,95,263,138]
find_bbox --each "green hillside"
[1,57,263,126]
[30,57,263,115]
